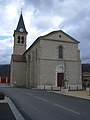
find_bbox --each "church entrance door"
[57,73,64,87]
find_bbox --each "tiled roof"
[12,54,26,62]
[82,72,90,76]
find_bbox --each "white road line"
[25,92,33,96]
[54,103,80,115]
[35,96,47,102]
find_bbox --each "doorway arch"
[55,65,65,87]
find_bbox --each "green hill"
[0,64,10,76]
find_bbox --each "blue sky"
[0,36,11,40]
[0,0,90,64]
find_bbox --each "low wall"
[86,87,90,92]
[68,85,82,91]
[37,85,82,91]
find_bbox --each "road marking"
[25,92,33,96]
[54,103,80,115]
[35,96,47,102]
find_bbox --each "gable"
[24,30,79,55]
[40,30,79,44]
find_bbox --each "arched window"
[17,36,20,43]
[58,45,63,59]
[21,36,24,44]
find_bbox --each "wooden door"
[1,77,6,83]
[57,73,64,87]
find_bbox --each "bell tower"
[13,12,28,55]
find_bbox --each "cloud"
[24,0,54,11]
[0,37,13,64]
[0,0,90,64]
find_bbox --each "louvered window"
[21,36,24,44]
[17,36,20,43]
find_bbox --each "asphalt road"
[0,87,90,120]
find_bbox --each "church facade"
[10,13,82,89]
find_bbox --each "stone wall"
[10,61,26,87]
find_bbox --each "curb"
[0,97,25,120]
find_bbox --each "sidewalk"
[67,90,90,100]
[0,84,10,87]
[51,90,90,100]
[0,103,16,120]
[0,97,25,120]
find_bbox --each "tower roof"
[15,13,27,33]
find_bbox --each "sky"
[0,0,90,64]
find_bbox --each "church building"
[10,13,82,90]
